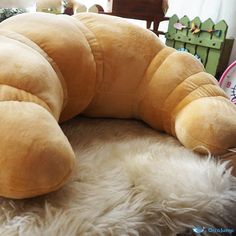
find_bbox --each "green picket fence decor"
[165,15,234,78]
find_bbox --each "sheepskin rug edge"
[0,117,235,236]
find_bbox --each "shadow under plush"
[0,117,235,235]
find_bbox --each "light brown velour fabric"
[0,12,235,198]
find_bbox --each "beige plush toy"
[0,12,235,199]
[36,0,62,13]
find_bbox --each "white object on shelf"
[107,0,112,12]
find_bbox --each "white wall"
[0,0,36,8]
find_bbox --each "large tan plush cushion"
[0,12,235,198]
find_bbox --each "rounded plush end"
[0,102,75,199]
[175,97,236,155]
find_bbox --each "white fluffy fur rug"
[0,117,235,236]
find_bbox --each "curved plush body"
[0,12,235,198]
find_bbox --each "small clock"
[219,61,236,105]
